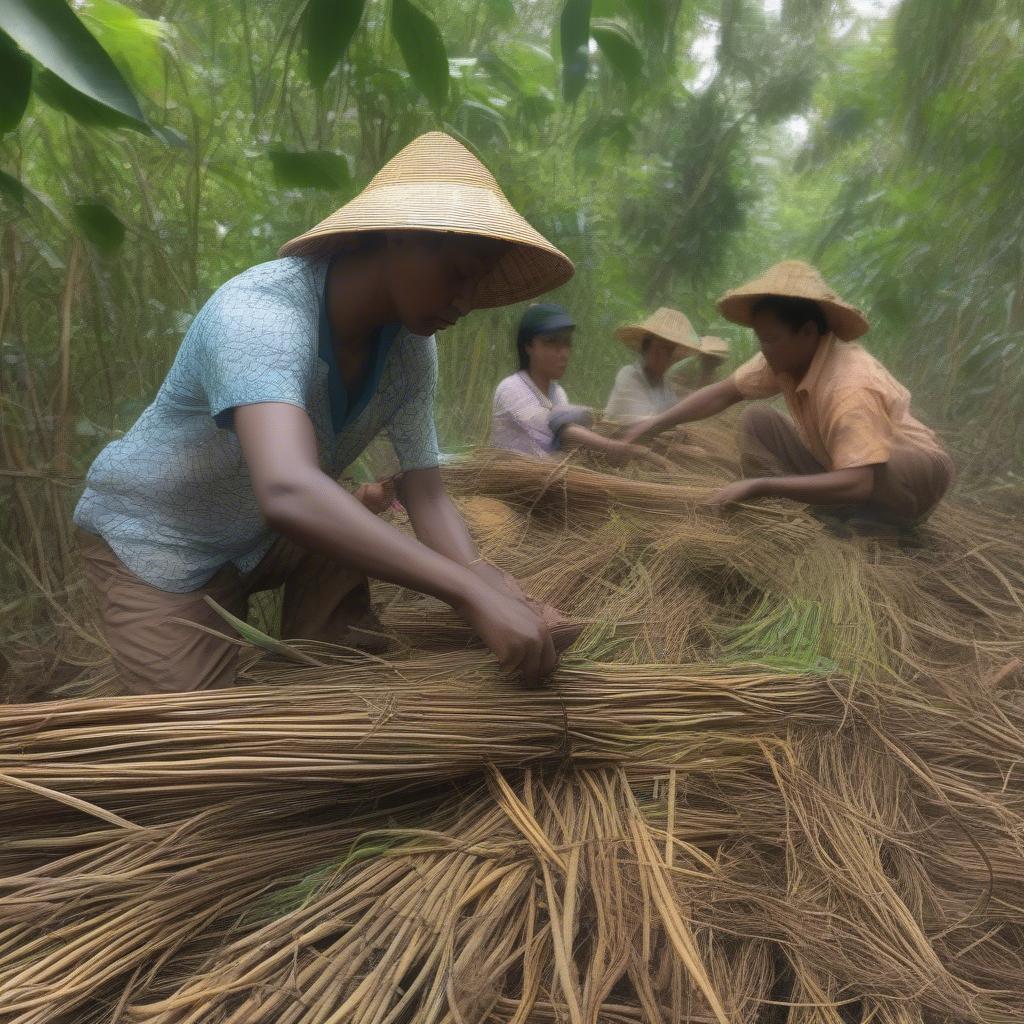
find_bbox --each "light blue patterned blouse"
[74,256,440,592]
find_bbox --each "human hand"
[454,584,557,687]
[703,478,762,511]
[619,419,654,445]
[355,478,398,515]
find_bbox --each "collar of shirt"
[791,333,836,397]
[318,279,401,434]
[517,369,559,406]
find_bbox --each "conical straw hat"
[699,335,730,358]
[278,132,574,309]
[716,260,869,341]
[615,307,702,356]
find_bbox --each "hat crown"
[277,132,575,308]
[366,132,500,194]
[648,307,699,344]
[752,260,839,302]
[716,258,869,340]
[616,306,701,353]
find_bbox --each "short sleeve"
[196,284,317,427]
[822,387,895,469]
[385,335,440,471]
[731,353,781,400]
[604,365,652,422]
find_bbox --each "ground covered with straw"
[2,427,1023,1023]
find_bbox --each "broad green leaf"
[72,201,126,253]
[502,40,556,83]
[0,32,32,133]
[559,0,592,103]
[391,0,448,113]
[34,67,145,130]
[488,41,556,99]
[0,168,26,206]
[0,0,147,127]
[268,148,351,191]
[80,0,169,97]
[150,124,188,147]
[592,19,643,84]
[303,0,367,91]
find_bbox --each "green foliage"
[268,148,352,191]
[0,0,147,127]
[559,0,592,102]
[591,19,643,87]
[303,0,367,90]
[71,201,125,253]
[0,167,26,206]
[0,32,32,133]
[79,0,168,97]
[0,0,1021,503]
[34,66,145,130]
[390,0,449,113]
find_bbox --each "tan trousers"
[738,406,955,526]
[78,530,383,694]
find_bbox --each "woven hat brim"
[699,336,730,359]
[717,290,869,342]
[614,323,702,357]
[278,182,574,309]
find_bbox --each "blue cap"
[517,302,576,343]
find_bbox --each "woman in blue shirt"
[75,133,576,692]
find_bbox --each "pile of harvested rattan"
[1,438,1023,1023]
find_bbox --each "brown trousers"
[738,406,955,525]
[79,530,381,694]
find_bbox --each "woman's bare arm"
[234,402,555,682]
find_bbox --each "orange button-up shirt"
[731,335,945,471]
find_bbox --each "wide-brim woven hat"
[716,260,869,341]
[615,307,702,357]
[699,335,730,359]
[278,132,574,309]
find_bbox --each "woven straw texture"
[279,132,574,309]
[717,260,870,340]
[615,306,702,354]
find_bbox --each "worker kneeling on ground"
[621,260,955,525]
[74,133,579,694]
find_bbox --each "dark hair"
[516,331,531,371]
[751,295,828,335]
[640,333,653,354]
[515,303,575,370]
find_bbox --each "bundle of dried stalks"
[2,445,1023,1023]
[443,451,1024,677]
[0,659,832,835]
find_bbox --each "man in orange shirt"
[622,261,955,526]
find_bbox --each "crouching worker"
[622,261,955,525]
[74,133,579,694]
[604,307,703,423]
[491,303,657,465]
